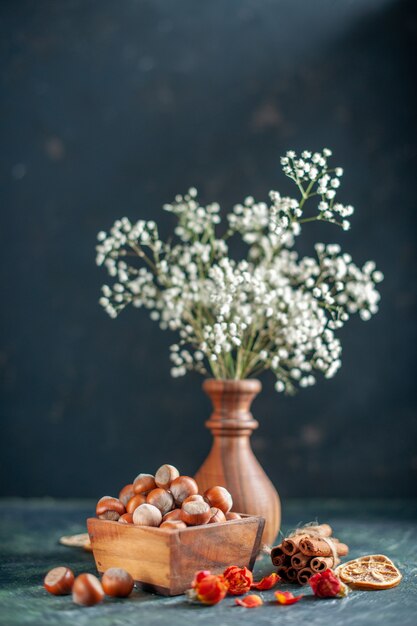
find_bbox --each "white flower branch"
[95,149,383,393]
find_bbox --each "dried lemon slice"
[59,532,92,551]
[335,554,402,590]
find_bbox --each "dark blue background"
[1,0,416,498]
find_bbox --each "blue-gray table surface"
[0,499,416,626]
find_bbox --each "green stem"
[129,243,157,273]
[299,216,321,224]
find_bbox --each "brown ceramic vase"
[194,379,281,545]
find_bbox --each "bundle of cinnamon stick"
[270,523,349,585]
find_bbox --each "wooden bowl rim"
[87,513,264,534]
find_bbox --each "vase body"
[194,379,281,545]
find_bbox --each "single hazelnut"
[118,484,135,507]
[182,494,204,505]
[170,476,199,506]
[118,513,134,524]
[162,509,183,523]
[160,520,187,531]
[132,503,162,527]
[72,573,104,606]
[155,464,180,489]
[208,507,226,524]
[44,566,75,595]
[126,494,147,515]
[101,568,134,597]
[146,488,174,516]
[133,473,156,495]
[96,496,126,521]
[180,499,211,526]
[225,512,241,520]
[204,486,233,514]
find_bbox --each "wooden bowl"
[87,514,265,596]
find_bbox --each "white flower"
[360,309,372,321]
[373,271,384,283]
[275,380,285,392]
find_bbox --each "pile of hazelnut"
[44,566,134,606]
[96,464,241,529]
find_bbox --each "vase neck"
[203,379,260,436]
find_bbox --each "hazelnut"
[209,507,226,524]
[160,520,187,531]
[44,566,74,595]
[155,464,180,489]
[180,499,211,526]
[225,512,242,520]
[204,486,233,514]
[146,488,174,516]
[170,476,199,506]
[118,484,135,507]
[132,503,162,527]
[101,568,134,597]
[96,496,126,521]
[182,494,204,505]
[133,473,156,495]
[118,513,134,524]
[162,509,183,523]
[72,573,104,606]
[126,494,147,514]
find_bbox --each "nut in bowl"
[87,464,265,596]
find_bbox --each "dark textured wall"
[1,0,416,499]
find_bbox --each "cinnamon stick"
[271,544,286,567]
[308,523,333,537]
[291,552,311,570]
[310,556,340,572]
[290,523,333,538]
[276,565,290,581]
[281,535,307,556]
[286,567,298,583]
[299,536,349,557]
[297,567,314,585]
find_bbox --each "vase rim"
[203,378,262,392]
